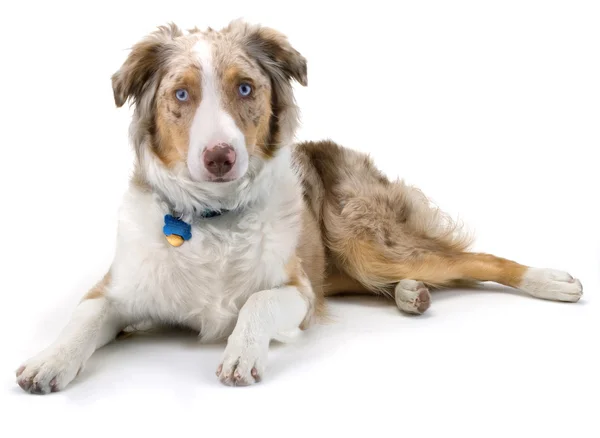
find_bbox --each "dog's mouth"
[185,169,243,185]
[207,176,236,183]
[185,164,242,184]
[186,145,250,185]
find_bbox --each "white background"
[1,1,599,437]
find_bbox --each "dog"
[16,19,583,394]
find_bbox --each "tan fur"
[295,208,327,324]
[218,64,273,159]
[322,266,369,296]
[16,20,582,397]
[285,256,302,288]
[155,65,202,167]
[81,272,111,301]
[293,140,531,303]
[112,21,306,179]
[112,21,569,326]
[284,255,316,329]
[329,239,528,290]
[220,20,306,158]
[111,24,185,108]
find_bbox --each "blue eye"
[175,89,189,101]
[238,83,252,97]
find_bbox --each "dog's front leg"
[16,273,124,394]
[217,286,310,386]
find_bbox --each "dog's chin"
[187,161,250,185]
[205,176,238,184]
[187,168,245,185]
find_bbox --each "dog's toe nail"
[18,378,31,391]
[251,367,261,382]
[16,366,25,377]
[31,381,44,394]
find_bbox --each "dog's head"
[112,20,307,187]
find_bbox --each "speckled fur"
[15,20,582,394]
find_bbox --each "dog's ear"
[234,21,308,87]
[225,21,307,153]
[111,23,183,108]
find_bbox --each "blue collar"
[163,209,226,246]
[198,209,224,219]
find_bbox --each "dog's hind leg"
[334,238,583,312]
[297,139,582,313]
[321,183,583,312]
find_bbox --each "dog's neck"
[133,142,298,223]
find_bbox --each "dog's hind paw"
[519,268,583,303]
[395,279,431,314]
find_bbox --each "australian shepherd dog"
[16,20,582,393]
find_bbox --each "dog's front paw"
[16,349,84,395]
[216,337,268,386]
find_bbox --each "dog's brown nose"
[203,143,236,177]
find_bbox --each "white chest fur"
[108,160,303,342]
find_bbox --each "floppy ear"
[238,21,308,87]
[226,21,308,154]
[111,23,183,108]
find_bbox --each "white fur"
[519,268,583,302]
[16,298,122,394]
[140,145,267,223]
[187,38,249,182]
[17,145,307,392]
[394,279,431,314]
[18,30,584,395]
[217,286,309,385]
[112,146,304,340]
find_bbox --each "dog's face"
[112,21,307,184]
